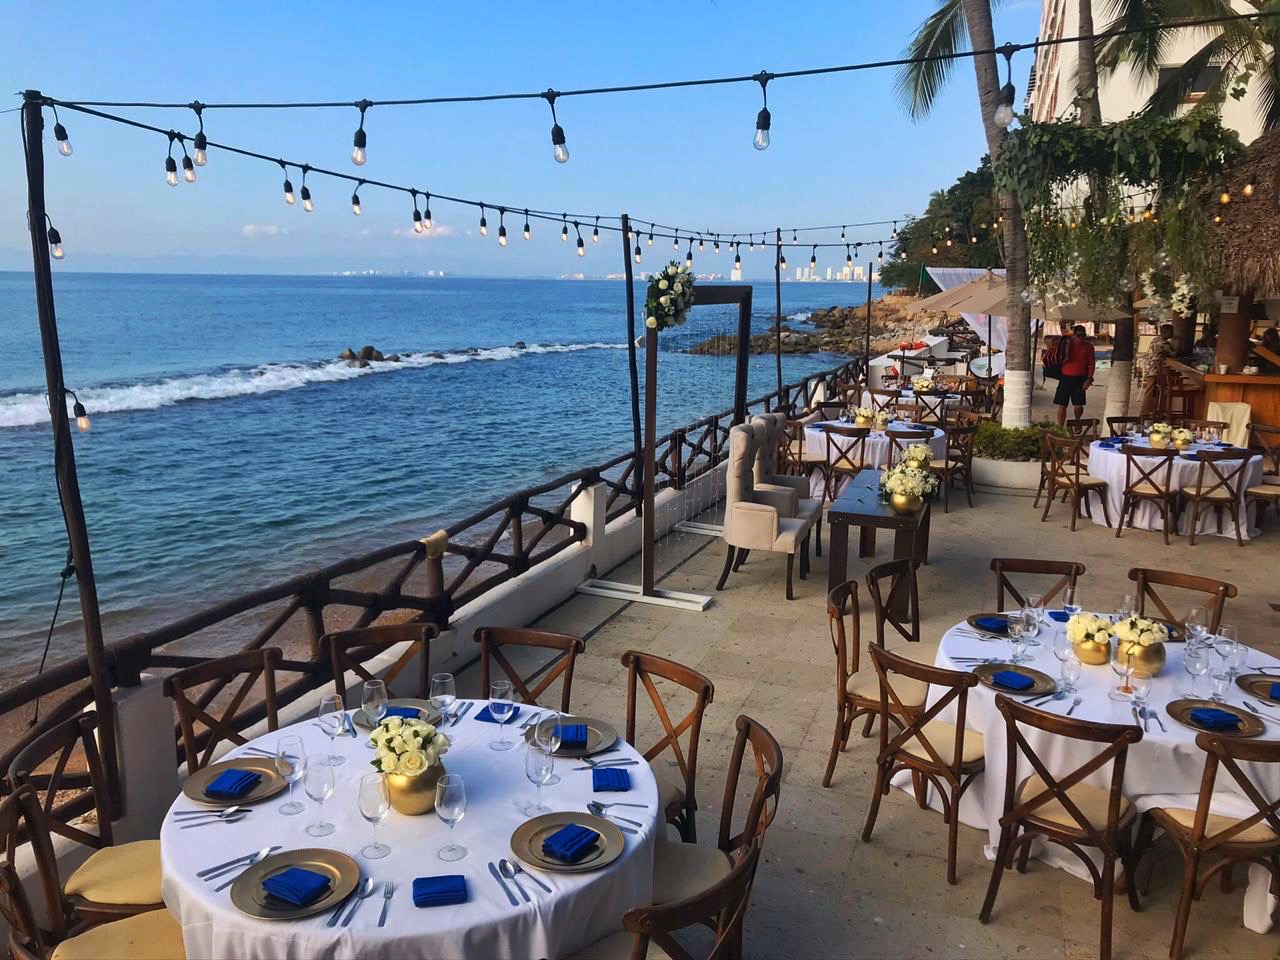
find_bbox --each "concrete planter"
[972,456,1041,496]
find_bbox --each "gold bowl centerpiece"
[911,375,935,393]
[1111,614,1169,677]
[1171,427,1195,451]
[1147,422,1173,448]
[880,462,938,514]
[851,406,876,429]
[902,442,934,472]
[1066,612,1113,665]
[369,715,450,815]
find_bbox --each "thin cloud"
[241,224,288,238]
[392,224,456,239]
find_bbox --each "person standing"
[1138,323,1179,415]
[1055,325,1095,426]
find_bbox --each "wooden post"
[20,91,122,811]
[732,288,753,425]
[621,214,643,517]
[865,265,874,362]
[642,323,658,595]
[1216,291,1254,373]
[774,227,783,395]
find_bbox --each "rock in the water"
[427,351,446,359]
[371,350,385,361]
[385,354,401,362]
[349,358,370,368]
[514,341,527,349]
[358,345,376,361]
[339,347,356,360]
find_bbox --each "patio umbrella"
[905,272,1006,316]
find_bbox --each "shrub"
[973,420,1065,462]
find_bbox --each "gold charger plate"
[973,663,1056,697]
[522,715,618,758]
[1164,699,1264,738]
[966,613,1009,636]
[510,812,626,874]
[1235,674,1280,706]
[353,699,443,730]
[181,757,286,808]
[229,848,359,920]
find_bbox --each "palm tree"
[898,0,1035,427]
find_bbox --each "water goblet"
[303,761,335,837]
[1130,672,1153,715]
[1109,646,1134,702]
[488,680,515,751]
[357,772,391,859]
[533,714,563,785]
[275,735,306,816]
[430,673,457,723]
[1007,617,1028,665]
[1052,632,1074,690]
[1062,585,1082,619]
[1228,636,1249,680]
[435,774,468,862]
[1025,593,1045,635]
[1060,653,1083,693]
[1214,632,1238,679]
[1182,644,1209,699]
[318,693,348,766]
[1184,607,1209,647]
[524,746,555,815]
[362,679,388,730]
[1208,670,1232,703]
[1115,593,1135,623]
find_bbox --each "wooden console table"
[826,471,931,600]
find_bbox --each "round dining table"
[1085,439,1263,539]
[920,618,1280,934]
[160,701,661,959]
[802,421,946,499]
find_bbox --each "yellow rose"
[397,749,430,777]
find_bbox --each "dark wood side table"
[826,470,931,603]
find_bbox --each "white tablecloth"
[921,622,1280,933]
[161,702,660,959]
[1085,441,1263,539]
[801,422,945,499]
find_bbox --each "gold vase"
[904,458,929,472]
[854,416,873,428]
[1173,438,1192,450]
[1149,433,1168,449]
[386,761,445,816]
[889,493,922,514]
[1072,634,1111,666]
[1116,640,1166,677]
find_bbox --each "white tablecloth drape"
[161,703,659,960]
[801,422,945,499]
[914,622,1280,934]
[1085,441,1264,539]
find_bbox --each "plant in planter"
[973,421,1065,462]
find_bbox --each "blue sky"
[1,1,1042,278]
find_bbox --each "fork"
[378,881,395,927]
[1065,696,1083,716]
[519,711,546,730]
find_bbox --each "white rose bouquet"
[644,262,696,331]
[852,406,876,421]
[1111,615,1168,649]
[874,411,891,430]
[1148,422,1173,437]
[369,716,449,777]
[1172,427,1194,444]
[903,443,933,465]
[911,376,935,393]
[1065,612,1112,647]
[879,463,939,498]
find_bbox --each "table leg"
[859,525,876,558]
[917,504,932,564]
[827,523,849,593]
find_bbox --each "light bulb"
[423,207,432,230]
[780,255,787,270]
[165,156,178,187]
[54,121,73,156]
[551,121,569,164]
[931,245,938,255]
[352,145,366,166]
[577,237,585,256]
[1219,189,1231,206]
[561,224,568,242]
[351,193,361,215]
[1243,179,1256,198]
[994,103,1015,129]
[523,221,532,240]
[592,222,600,243]
[193,131,208,166]
[51,232,65,259]
[647,233,653,247]
[673,237,679,251]
[301,187,314,212]
[735,253,742,267]
[945,238,953,247]
[498,225,508,246]
[283,179,295,205]
[754,106,771,150]
[698,238,704,252]
[686,255,693,269]
[634,243,642,263]
[714,240,721,254]
[72,400,90,432]
[182,156,196,183]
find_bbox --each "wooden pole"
[642,323,658,596]
[733,288,753,425]
[21,90,121,812]
[774,227,783,396]
[864,264,873,363]
[621,214,643,517]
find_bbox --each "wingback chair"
[716,422,816,600]
[752,412,824,557]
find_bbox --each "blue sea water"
[0,272,878,668]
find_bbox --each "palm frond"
[1141,32,1230,116]
[1254,45,1280,132]
[1096,0,1239,76]
[896,0,970,121]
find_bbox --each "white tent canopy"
[926,267,1041,351]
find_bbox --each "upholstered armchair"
[716,422,816,600]
[752,412,824,556]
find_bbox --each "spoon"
[212,847,276,891]
[342,878,378,927]
[199,845,279,880]
[174,805,246,819]
[497,859,530,902]
[587,801,644,828]
[181,812,250,829]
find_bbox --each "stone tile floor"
[457,485,1280,959]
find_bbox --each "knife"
[488,861,518,906]
[196,846,281,879]
[452,702,474,727]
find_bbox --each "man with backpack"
[1053,325,1095,426]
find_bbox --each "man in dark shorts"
[1055,325,1095,425]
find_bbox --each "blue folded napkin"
[973,615,1008,634]
[382,706,421,720]
[1098,438,1121,447]
[1270,682,1280,701]
[555,723,589,749]
[412,875,468,908]
[1215,441,1232,447]
[592,767,632,792]
[203,768,262,800]
[473,703,521,724]
[1048,611,1070,623]
[261,867,330,907]
[542,823,600,863]
[991,670,1035,691]
[1188,707,1241,731]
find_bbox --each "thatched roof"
[1210,127,1280,297]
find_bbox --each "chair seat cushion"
[1181,484,1235,501]
[900,720,984,765]
[51,908,186,960]
[1246,484,1280,499]
[1127,481,1170,497]
[1017,774,1132,831]
[64,840,163,906]
[796,498,824,524]
[651,837,732,905]
[928,459,948,470]
[1067,475,1107,487]
[652,760,685,811]
[846,643,940,708]
[562,929,674,960]
[774,518,810,552]
[1157,806,1278,844]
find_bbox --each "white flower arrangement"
[879,463,939,498]
[369,716,449,777]
[1065,612,1112,647]
[903,443,933,464]
[1172,427,1194,444]
[1111,615,1168,649]
[644,262,696,331]
[852,406,876,421]
[911,376,935,393]
[1148,422,1173,437]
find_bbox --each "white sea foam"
[0,341,626,428]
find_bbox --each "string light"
[52,106,72,156]
[877,243,884,264]
[592,216,600,243]
[809,245,817,271]
[46,216,64,260]
[891,221,898,240]
[931,239,939,255]
[422,193,432,230]
[994,44,1016,129]
[351,181,363,215]
[410,189,424,232]
[523,209,532,240]
[191,102,206,166]
[845,244,852,268]
[734,244,742,268]
[180,139,196,183]
[67,390,90,433]
[633,238,642,264]
[574,221,585,256]
[840,226,846,242]
[1127,206,1136,223]
[164,133,178,186]
[300,166,314,212]
[1243,169,1256,197]
[673,231,680,252]
[280,161,295,205]
[779,252,787,271]
[647,230,653,247]
[713,237,720,254]
[478,205,488,236]
[351,99,369,166]
[545,91,569,164]
[753,73,771,150]
[1218,186,1232,205]
[686,240,694,269]
[497,208,508,246]
[560,214,569,242]
[1142,203,1154,221]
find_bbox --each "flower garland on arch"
[644,262,696,331]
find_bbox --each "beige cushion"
[900,720,984,765]
[846,642,940,707]
[64,840,163,906]
[51,908,186,960]
[1017,774,1131,831]
[652,760,686,811]
[1181,484,1235,501]
[652,838,732,905]
[1158,807,1278,844]
[1246,484,1280,499]
[795,498,823,524]
[563,930,675,960]
[928,458,948,470]
[774,517,809,553]
[1127,481,1172,496]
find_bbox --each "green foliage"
[973,420,1065,462]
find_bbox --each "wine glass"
[357,773,391,859]
[303,762,335,837]
[435,774,468,862]
[1214,630,1238,679]
[430,673,457,724]
[1052,632,1075,691]
[1019,607,1041,647]
[488,680,515,751]
[1063,585,1082,619]
[1025,593,1045,636]
[1109,644,1134,702]
[525,746,555,814]
[362,679,388,731]
[533,713,563,785]
[1227,636,1249,680]
[1007,617,1028,665]
[1060,653,1083,693]
[1184,607,1209,647]
[275,735,305,816]
[318,693,347,767]
[1183,645,1209,698]
[1115,593,1135,623]
[1208,669,1232,703]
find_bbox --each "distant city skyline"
[1,1,1042,278]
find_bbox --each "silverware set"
[1026,690,1068,708]
[444,702,473,727]
[953,628,1002,642]
[1243,699,1280,724]
[487,857,552,905]
[519,711,547,730]
[488,861,518,905]
[587,801,643,829]
[173,806,252,828]
[199,846,279,892]
[328,877,376,927]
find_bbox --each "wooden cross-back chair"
[9,713,163,923]
[911,391,949,425]
[861,645,984,885]
[979,695,1142,960]
[1181,418,1230,437]
[819,424,869,501]
[1137,734,1280,960]
[323,622,437,703]
[866,558,921,645]
[1180,450,1255,546]
[932,422,977,512]
[162,647,282,773]
[621,651,714,843]
[1040,434,1110,531]
[1251,422,1280,476]
[473,626,584,712]
[1064,417,1101,441]
[1126,568,1237,633]
[1116,444,1180,544]
[989,558,1086,610]
[951,407,982,427]
[885,428,934,467]
[777,418,820,477]
[866,388,900,413]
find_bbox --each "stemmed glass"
[1184,607,1209,647]
[1209,669,1233,703]
[533,713,563,785]
[1109,644,1135,702]
[1216,625,1244,678]
[303,762,335,837]
[488,680,515,751]
[357,773,391,859]
[1131,673,1153,720]
[362,679,388,732]
[1060,653,1083,694]
[1024,594,1044,643]
[1182,644,1209,699]
[318,693,348,766]
[435,774,468,862]
[525,746,555,815]
[1052,632,1076,692]
[430,673,457,724]
[1115,593,1135,623]
[1007,617,1028,665]
[275,735,305,816]
[1062,585,1082,619]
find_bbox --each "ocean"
[0,272,880,673]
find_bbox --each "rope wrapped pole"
[774,226,783,395]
